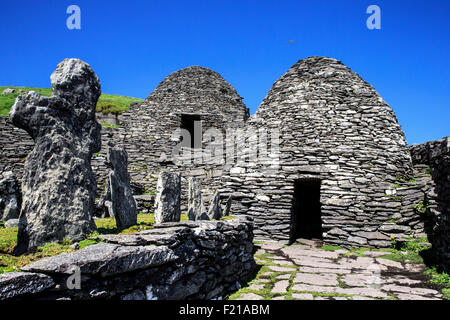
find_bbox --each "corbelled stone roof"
[146,66,245,107]
[250,56,412,173]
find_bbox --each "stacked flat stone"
[222,56,415,248]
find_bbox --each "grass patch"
[0,86,143,117]
[96,94,142,114]
[424,267,450,300]
[320,245,343,251]
[378,237,430,264]
[344,247,371,257]
[0,227,18,254]
[0,242,75,274]
[94,213,190,235]
[0,87,52,116]
[101,122,120,129]
[424,267,450,287]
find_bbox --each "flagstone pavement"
[232,239,444,300]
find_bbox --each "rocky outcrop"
[2,88,15,95]
[106,142,137,229]
[188,177,208,221]
[0,171,21,221]
[10,58,101,253]
[0,216,255,300]
[154,171,181,224]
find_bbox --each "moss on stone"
[320,245,343,251]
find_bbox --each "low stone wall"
[0,216,255,300]
[0,117,33,179]
[410,137,450,272]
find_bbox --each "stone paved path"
[233,239,443,300]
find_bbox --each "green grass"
[424,267,450,287]
[0,241,75,274]
[424,267,450,300]
[101,122,120,129]
[320,245,344,251]
[0,86,143,117]
[0,87,52,116]
[96,94,143,114]
[0,227,18,254]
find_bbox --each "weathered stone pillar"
[187,177,208,221]
[106,142,137,229]
[223,195,232,217]
[10,58,101,254]
[207,191,222,220]
[154,171,181,224]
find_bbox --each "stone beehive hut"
[222,56,415,248]
[104,66,249,205]
[1,57,441,252]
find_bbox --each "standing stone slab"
[223,195,232,217]
[154,171,181,224]
[188,177,208,221]
[10,58,101,254]
[0,171,21,221]
[106,142,137,229]
[207,191,222,220]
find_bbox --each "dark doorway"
[180,114,201,148]
[290,179,323,243]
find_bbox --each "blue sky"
[0,0,448,144]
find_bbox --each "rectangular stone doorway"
[290,179,323,244]
[180,114,202,148]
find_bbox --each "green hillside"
[0,86,143,117]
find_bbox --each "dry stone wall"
[410,137,450,272]
[0,216,255,300]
